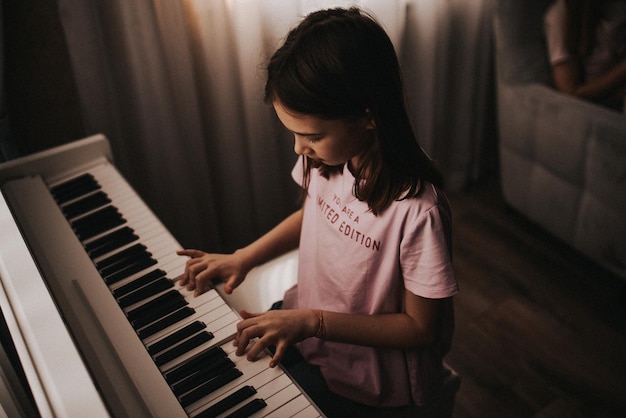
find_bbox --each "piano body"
[0,135,321,417]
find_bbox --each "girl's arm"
[552,57,626,102]
[234,289,448,367]
[177,208,303,296]
[322,290,445,347]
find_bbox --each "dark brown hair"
[265,7,444,215]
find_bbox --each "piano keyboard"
[1,152,321,417]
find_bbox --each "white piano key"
[293,404,323,418]
[253,383,303,418]
[264,394,320,418]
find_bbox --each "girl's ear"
[364,108,376,129]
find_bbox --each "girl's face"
[273,100,374,171]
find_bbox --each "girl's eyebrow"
[289,129,323,136]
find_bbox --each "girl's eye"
[306,135,323,143]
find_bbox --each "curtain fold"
[57,0,495,252]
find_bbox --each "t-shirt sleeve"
[544,0,572,66]
[400,202,458,299]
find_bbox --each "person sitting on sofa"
[544,0,626,112]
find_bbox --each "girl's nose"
[294,136,311,156]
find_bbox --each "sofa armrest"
[497,80,626,278]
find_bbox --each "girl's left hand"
[234,309,319,367]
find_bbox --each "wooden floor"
[445,180,626,418]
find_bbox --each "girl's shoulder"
[392,182,451,221]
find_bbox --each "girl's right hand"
[176,249,250,296]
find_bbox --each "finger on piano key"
[176,286,231,309]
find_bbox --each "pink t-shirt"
[282,158,458,406]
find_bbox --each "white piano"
[0,135,321,417]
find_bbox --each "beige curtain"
[57,0,494,252]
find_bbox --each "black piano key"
[225,398,267,418]
[117,277,173,308]
[85,226,139,258]
[71,204,121,228]
[51,173,100,204]
[171,357,235,395]
[127,289,185,320]
[71,206,126,240]
[50,173,96,194]
[96,243,149,271]
[103,257,158,285]
[153,331,214,366]
[196,386,257,418]
[128,291,187,328]
[131,299,188,330]
[179,368,243,407]
[137,307,195,339]
[98,246,153,279]
[112,269,166,299]
[61,191,111,219]
[100,253,154,279]
[164,346,226,384]
[147,321,207,355]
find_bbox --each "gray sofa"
[494,0,626,279]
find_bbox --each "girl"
[544,0,626,112]
[178,7,458,417]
